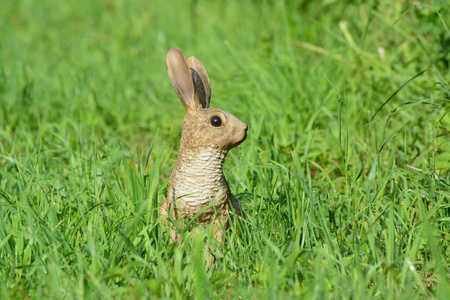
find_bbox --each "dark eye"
[211,116,222,127]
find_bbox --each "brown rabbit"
[160,48,248,243]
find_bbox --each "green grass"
[1,0,449,298]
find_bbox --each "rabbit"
[160,48,248,243]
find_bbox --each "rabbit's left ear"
[187,56,211,108]
[166,48,196,111]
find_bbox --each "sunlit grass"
[0,0,449,298]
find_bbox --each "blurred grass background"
[0,0,449,298]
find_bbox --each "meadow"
[0,0,449,298]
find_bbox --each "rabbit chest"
[168,148,231,218]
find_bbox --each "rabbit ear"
[187,56,211,108]
[166,48,195,111]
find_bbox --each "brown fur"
[160,48,248,243]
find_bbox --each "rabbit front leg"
[211,215,229,244]
[159,198,184,243]
[204,214,229,268]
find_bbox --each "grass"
[0,0,449,298]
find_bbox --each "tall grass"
[0,0,449,298]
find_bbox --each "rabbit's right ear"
[187,56,211,108]
[166,48,195,111]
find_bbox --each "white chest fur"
[168,148,230,218]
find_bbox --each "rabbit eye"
[211,116,222,127]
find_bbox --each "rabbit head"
[166,48,248,152]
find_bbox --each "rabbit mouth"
[231,128,248,148]
[240,130,248,143]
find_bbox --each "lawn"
[0,0,449,298]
